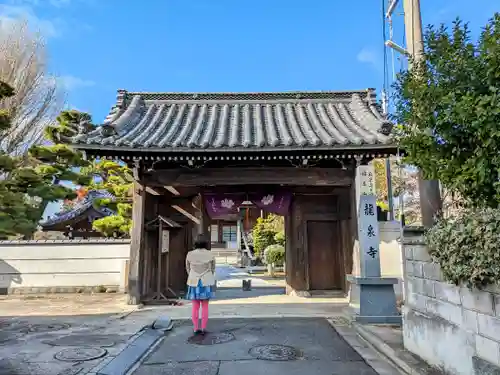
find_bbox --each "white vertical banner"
[358,194,381,277]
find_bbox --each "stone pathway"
[0,313,147,375]
[131,318,395,375]
[0,265,401,374]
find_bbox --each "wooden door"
[307,220,342,290]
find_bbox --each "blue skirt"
[186,279,215,300]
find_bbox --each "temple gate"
[70,90,398,319]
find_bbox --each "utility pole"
[402,0,442,227]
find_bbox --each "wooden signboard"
[161,229,170,253]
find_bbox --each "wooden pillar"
[128,181,146,305]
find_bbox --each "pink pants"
[191,300,209,331]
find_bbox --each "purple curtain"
[204,194,244,218]
[203,191,292,218]
[249,191,292,216]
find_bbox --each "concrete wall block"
[435,300,463,326]
[404,246,413,260]
[413,293,431,312]
[409,277,424,295]
[460,287,495,315]
[462,308,479,333]
[495,295,500,318]
[484,284,500,295]
[407,292,417,307]
[478,313,500,343]
[476,335,500,366]
[413,261,425,278]
[434,281,461,305]
[406,261,414,276]
[412,245,432,262]
[423,279,436,298]
[422,262,443,281]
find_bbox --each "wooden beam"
[128,181,146,305]
[145,186,162,195]
[172,204,201,224]
[164,186,180,195]
[150,167,353,187]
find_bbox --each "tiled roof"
[72,90,394,152]
[40,190,115,228]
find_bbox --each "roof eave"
[72,143,399,154]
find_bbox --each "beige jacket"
[186,248,216,287]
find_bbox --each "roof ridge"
[123,89,374,95]
[115,90,379,105]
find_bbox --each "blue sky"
[0,0,497,220]
[1,0,497,123]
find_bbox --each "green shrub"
[264,244,285,266]
[274,231,285,246]
[253,217,278,256]
[426,208,500,289]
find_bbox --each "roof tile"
[73,90,394,152]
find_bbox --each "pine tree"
[0,95,91,238]
[82,159,133,238]
[44,109,133,238]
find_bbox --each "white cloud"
[357,47,381,69]
[59,75,95,91]
[0,4,59,37]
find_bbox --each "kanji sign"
[367,246,378,259]
[364,203,375,216]
[357,194,381,277]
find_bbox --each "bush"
[264,244,285,266]
[426,208,500,289]
[253,217,278,256]
[274,231,285,246]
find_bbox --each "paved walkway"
[0,265,400,375]
[133,318,386,375]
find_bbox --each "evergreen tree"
[45,109,133,238]
[0,96,91,238]
[83,159,133,238]
[393,14,500,208]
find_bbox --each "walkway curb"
[96,321,170,375]
[352,322,426,375]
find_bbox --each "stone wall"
[0,239,130,294]
[403,227,500,375]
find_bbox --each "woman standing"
[185,235,216,335]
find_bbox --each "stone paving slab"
[0,314,149,375]
[135,318,379,375]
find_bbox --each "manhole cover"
[54,347,107,362]
[44,335,117,347]
[0,332,23,344]
[29,323,70,333]
[249,344,300,361]
[187,332,235,346]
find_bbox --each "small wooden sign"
[161,230,170,253]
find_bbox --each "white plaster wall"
[0,240,130,293]
[379,221,403,299]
